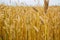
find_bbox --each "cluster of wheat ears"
[0,0,60,40]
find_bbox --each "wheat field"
[0,5,60,40]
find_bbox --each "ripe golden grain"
[0,5,60,40]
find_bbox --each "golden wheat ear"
[44,0,49,13]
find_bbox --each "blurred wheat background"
[0,4,60,40]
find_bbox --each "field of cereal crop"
[0,5,60,40]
